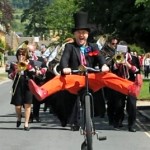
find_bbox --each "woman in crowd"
[8,47,45,131]
[143,52,150,78]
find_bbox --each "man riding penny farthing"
[28,11,143,150]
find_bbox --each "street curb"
[137,105,150,110]
[0,79,10,85]
[138,110,150,120]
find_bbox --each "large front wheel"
[85,95,93,150]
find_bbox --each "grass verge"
[0,73,8,81]
[138,79,150,100]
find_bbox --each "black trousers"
[32,96,41,118]
[93,89,106,117]
[126,95,137,128]
[106,88,126,125]
[106,88,137,127]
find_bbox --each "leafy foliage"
[82,0,150,53]
[0,0,14,24]
[45,0,80,41]
[6,0,150,52]
[0,39,4,48]
[129,44,145,54]
[21,0,51,36]
[9,0,29,9]
[135,0,150,7]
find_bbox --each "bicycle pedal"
[71,125,80,131]
[95,132,107,141]
[98,136,107,141]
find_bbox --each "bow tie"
[80,46,91,54]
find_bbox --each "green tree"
[81,0,150,52]
[9,0,29,9]
[0,0,14,25]
[21,0,51,36]
[135,0,150,7]
[21,0,80,40]
[133,0,150,50]
[10,0,150,51]
[45,0,80,41]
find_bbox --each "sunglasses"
[18,53,25,56]
[111,43,117,45]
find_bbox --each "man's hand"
[63,68,71,74]
[101,64,109,72]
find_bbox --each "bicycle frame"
[81,69,94,150]
[73,65,106,150]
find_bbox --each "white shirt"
[41,48,50,58]
[144,57,150,66]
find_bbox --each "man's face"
[74,30,89,46]
[18,53,26,62]
[110,39,118,49]
[28,44,36,52]
[41,46,46,52]
[6,24,11,33]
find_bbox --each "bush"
[0,39,4,48]
[15,15,20,19]
[129,44,145,55]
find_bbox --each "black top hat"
[72,11,90,33]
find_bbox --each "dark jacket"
[128,55,141,81]
[59,42,106,71]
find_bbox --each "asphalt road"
[0,80,150,150]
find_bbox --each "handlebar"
[72,65,101,74]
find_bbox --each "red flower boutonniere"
[88,50,99,56]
